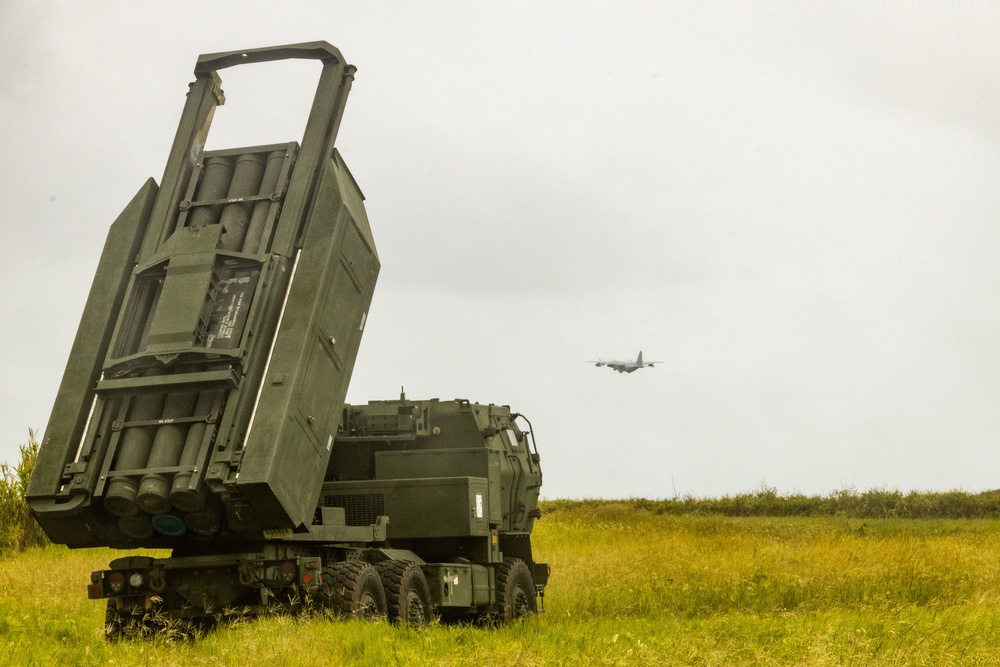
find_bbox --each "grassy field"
[4,501,1000,665]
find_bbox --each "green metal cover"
[322,477,493,539]
[27,42,378,549]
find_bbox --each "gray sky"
[1,1,998,499]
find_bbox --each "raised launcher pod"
[27,42,379,549]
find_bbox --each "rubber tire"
[105,599,131,641]
[377,561,434,626]
[496,558,537,623]
[324,561,387,619]
[104,598,162,641]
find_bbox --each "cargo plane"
[589,351,660,373]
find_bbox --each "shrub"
[0,430,49,555]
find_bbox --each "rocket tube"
[168,389,219,512]
[103,368,167,517]
[184,507,221,536]
[136,385,199,515]
[188,156,234,229]
[242,149,286,254]
[219,152,266,250]
[117,514,155,540]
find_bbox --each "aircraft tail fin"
[637,351,643,364]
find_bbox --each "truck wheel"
[377,561,433,626]
[104,599,163,640]
[324,561,387,620]
[496,558,537,623]
[105,600,131,641]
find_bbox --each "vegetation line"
[5,430,1000,558]
[541,487,1000,520]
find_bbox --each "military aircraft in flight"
[589,351,660,373]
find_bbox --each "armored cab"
[27,42,379,549]
[325,397,547,597]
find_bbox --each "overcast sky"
[1,1,998,499]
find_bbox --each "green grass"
[4,502,1000,665]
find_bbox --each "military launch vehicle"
[26,42,547,637]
